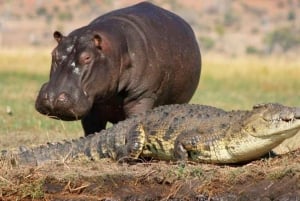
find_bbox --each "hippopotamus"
[35,2,201,136]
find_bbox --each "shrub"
[36,7,47,17]
[287,10,296,21]
[58,11,73,21]
[224,11,238,26]
[199,36,215,50]
[215,23,225,37]
[246,46,261,55]
[264,26,300,53]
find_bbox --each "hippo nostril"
[57,92,68,103]
[36,91,55,112]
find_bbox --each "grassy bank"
[0,49,299,148]
[192,54,300,109]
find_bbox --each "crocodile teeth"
[19,146,29,152]
[83,91,88,97]
[279,111,294,122]
[295,109,300,119]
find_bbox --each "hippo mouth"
[35,88,93,121]
[36,103,90,121]
[43,109,84,121]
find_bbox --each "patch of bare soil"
[1,149,300,201]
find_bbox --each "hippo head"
[35,30,118,121]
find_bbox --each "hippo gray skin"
[35,2,201,136]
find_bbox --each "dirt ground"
[0,149,299,201]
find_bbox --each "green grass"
[191,54,300,109]
[0,49,299,149]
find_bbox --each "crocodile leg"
[124,123,146,159]
[174,128,233,163]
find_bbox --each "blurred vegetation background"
[0,0,299,150]
[1,0,300,56]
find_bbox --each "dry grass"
[1,149,300,200]
[0,48,51,74]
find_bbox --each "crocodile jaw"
[223,119,300,163]
[226,129,299,163]
[248,118,300,139]
[243,103,300,138]
[268,120,300,138]
[208,104,300,164]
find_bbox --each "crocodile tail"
[0,126,131,167]
[0,113,138,167]
[0,133,105,166]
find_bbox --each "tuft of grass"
[20,179,45,199]
[174,163,186,179]
[190,167,204,178]
[225,167,246,184]
[268,167,296,180]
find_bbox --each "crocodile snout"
[279,109,298,121]
[279,107,300,122]
[262,104,300,122]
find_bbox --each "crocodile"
[1,103,300,166]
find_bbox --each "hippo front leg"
[125,97,155,117]
[81,111,107,136]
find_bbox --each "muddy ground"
[1,149,300,201]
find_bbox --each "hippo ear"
[93,34,102,50]
[53,31,64,43]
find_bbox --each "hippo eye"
[80,52,92,65]
[85,56,91,63]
